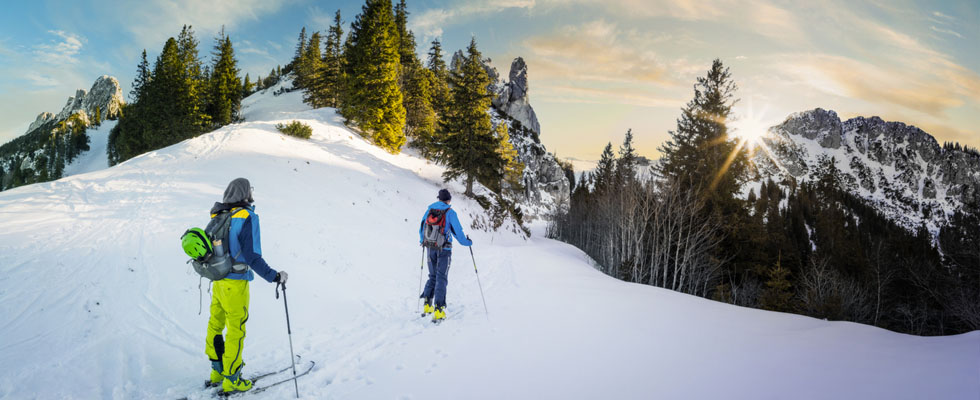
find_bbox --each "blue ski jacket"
[419,201,473,250]
[224,205,278,282]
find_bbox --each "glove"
[276,271,288,284]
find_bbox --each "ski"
[178,356,303,400]
[202,363,294,389]
[217,360,316,397]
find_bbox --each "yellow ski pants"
[204,279,250,377]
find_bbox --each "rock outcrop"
[448,51,569,213]
[46,75,124,129]
[484,57,567,210]
[491,58,540,135]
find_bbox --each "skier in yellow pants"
[204,178,287,394]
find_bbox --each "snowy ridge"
[752,108,980,232]
[0,90,977,399]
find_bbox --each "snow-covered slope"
[0,90,977,400]
[62,120,117,177]
[752,108,980,233]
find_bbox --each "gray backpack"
[422,207,451,249]
[191,209,249,280]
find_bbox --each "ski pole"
[417,247,425,313]
[469,246,489,319]
[276,281,300,398]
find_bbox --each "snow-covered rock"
[752,108,980,233]
[43,75,124,131]
[26,112,55,134]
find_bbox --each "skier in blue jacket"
[419,189,472,322]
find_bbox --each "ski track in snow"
[0,85,977,400]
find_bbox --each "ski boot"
[422,298,434,317]
[432,306,446,323]
[208,368,223,387]
[221,371,253,395]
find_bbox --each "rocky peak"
[35,75,124,134]
[491,57,540,135]
[754,108,980,232]
[448,50,567,213]
[26,112,56,134]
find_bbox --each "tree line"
[107,0,524,207]
[290,0,523,199]
[550,60,979,335]
[108,26,246,164]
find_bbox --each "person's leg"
[433,248,452,308]
[205,285,227,382]
[421,247,437,301]
[218,280,250,380]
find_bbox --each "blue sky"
[1,0,978,161]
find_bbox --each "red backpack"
[422,207,450,248]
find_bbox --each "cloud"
[104,0,289,50]
[539,85,685,108]
[777,53,978,116]
[524,20,690,87]
[409,0,535,41]
[766,3,980,118]
[309,6,339,31]
[930,26,963,38]
[932,11,955,21]
[25,73,59,88]
[33,30,84,65]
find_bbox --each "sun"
[731,115,771,147]
[730,102,774,148]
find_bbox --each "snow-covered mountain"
[0,84,976,400]
[0,75,124,191]
[752,108,980,232]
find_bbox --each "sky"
[1,0,977,162]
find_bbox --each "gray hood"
[222,178,253,205]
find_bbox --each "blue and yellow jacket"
[419,201,473,250]
[212,204,278,282]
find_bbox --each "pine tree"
[322,10,345,107]
[496,123,524,193]
[440,38,501,196]
[176,25,209,130]
[658,59,744,200]
[130,50,151,103]
[293,27,307,64]
[593,142,616,194]
[404,67,436,155]
[242,73,253,97]
[340,0,406,152]
[426,39,450,119]
[616,129,637,185]
[394,0,416,69]
[300,32,326,107]
[656,59,750,277]
[761,255,794,312]
[208,29,242,126]
[151,37,189,146]
[93,106,102,126]
[255,74,264,91]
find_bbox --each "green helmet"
[181,228,213,261]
